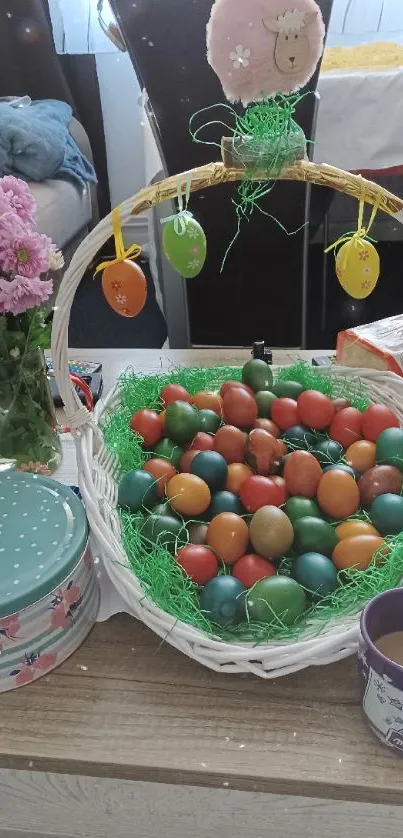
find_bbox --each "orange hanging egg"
[102,260,147,317]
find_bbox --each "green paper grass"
[103,362,403,644]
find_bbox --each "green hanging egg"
[162,216,207,279]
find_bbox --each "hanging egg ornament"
[162,214,207,279]
[335,239,380,299]
[102,259,147,317]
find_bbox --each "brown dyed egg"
[283,451,323,499]
[345,440,376,473]
[358,465,403,509]
[245,429,279,475]
[335,520,380,540]
[332,535,387,571]
[214,425,247,464]
[249,505,294,560]
[102,260,147,317]
[317,471,360,520]
[225,463,253,495]
[207,512,249,565]
[253,418,280,438]
[223,388,258,429]
[167,473,211,516]
[187,521,209,545]
[179,449,199,473]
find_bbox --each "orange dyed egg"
[345,440,376,473]
[102,260,147,317]
[167,473,211,516]
[191,391,223,417]
[335,520,380,540]
[317,471,360,520]
[225,463,253,495]
[143,458,177,498]
[207,512,249,565]
[332,535,387,571]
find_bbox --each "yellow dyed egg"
[335,239,380,299]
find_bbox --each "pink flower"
[0,175,36,224]
[0,210,25,247]
[51,605,70,630]
[15,669,34,687]
[0,275,53,315]
[65,584,81,606]
[0,192,13,216]
[1,230,52,277]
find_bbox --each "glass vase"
[0,345,61,475]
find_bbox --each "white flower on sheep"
[277,9,306,33]
[230,45,250,69]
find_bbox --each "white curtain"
[328,0,403,47]
[48,0,118,54]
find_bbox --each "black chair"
[110,0,334,347]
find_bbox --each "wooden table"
[1,348,403,838]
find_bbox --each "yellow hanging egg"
[101,260,147,317]
[335,239,380,299]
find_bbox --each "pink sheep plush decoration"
[207,0,325,106]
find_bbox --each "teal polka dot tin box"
[0,471,99,691]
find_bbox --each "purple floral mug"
[360,589,403,753]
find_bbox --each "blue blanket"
[0,99,97,187]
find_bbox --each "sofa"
[30,117,98,292]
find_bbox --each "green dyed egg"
[118,469,158,512]
[284,497,322,525]
[272,380,304,399]
[247,576,306,625]
[376,428,403,473]
[152,501,180,518]
[162,216,207,279]
[190,451,228,491]
[164,401,200,445]
[282,425,316,451]
[255,391,278,418]
[207,490,245,518]
[311,439,344,467]
[199,409,222,434]
[200,576,246,626]
[293,516,338,557]
[370,493,403,535]
[154,438,184,468]
[242,359,273,392]
[292,552,338,599]
[141,513,184,552]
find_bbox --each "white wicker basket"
[52,161,403,678]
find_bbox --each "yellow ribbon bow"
[94,207,141,275]
[325,188,381,271]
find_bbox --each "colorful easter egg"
[246,576,306,625]
[336,239,380,299]
[162,216,206,278]
[102,260,147,317]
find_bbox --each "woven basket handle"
[52,160,403,432]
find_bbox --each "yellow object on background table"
[323,41,403,73]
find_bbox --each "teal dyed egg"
[246,576,306,625]
[207,490,245,518]
[292,552,338,599]
[162,216,207,279]
[370,493,403,535]
[199,409,222,434]
[118,470,158,513]
[190,451,228,491]
[376,428,403,473]
[200,576,246,626]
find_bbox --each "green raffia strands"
[103,362,403,644]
